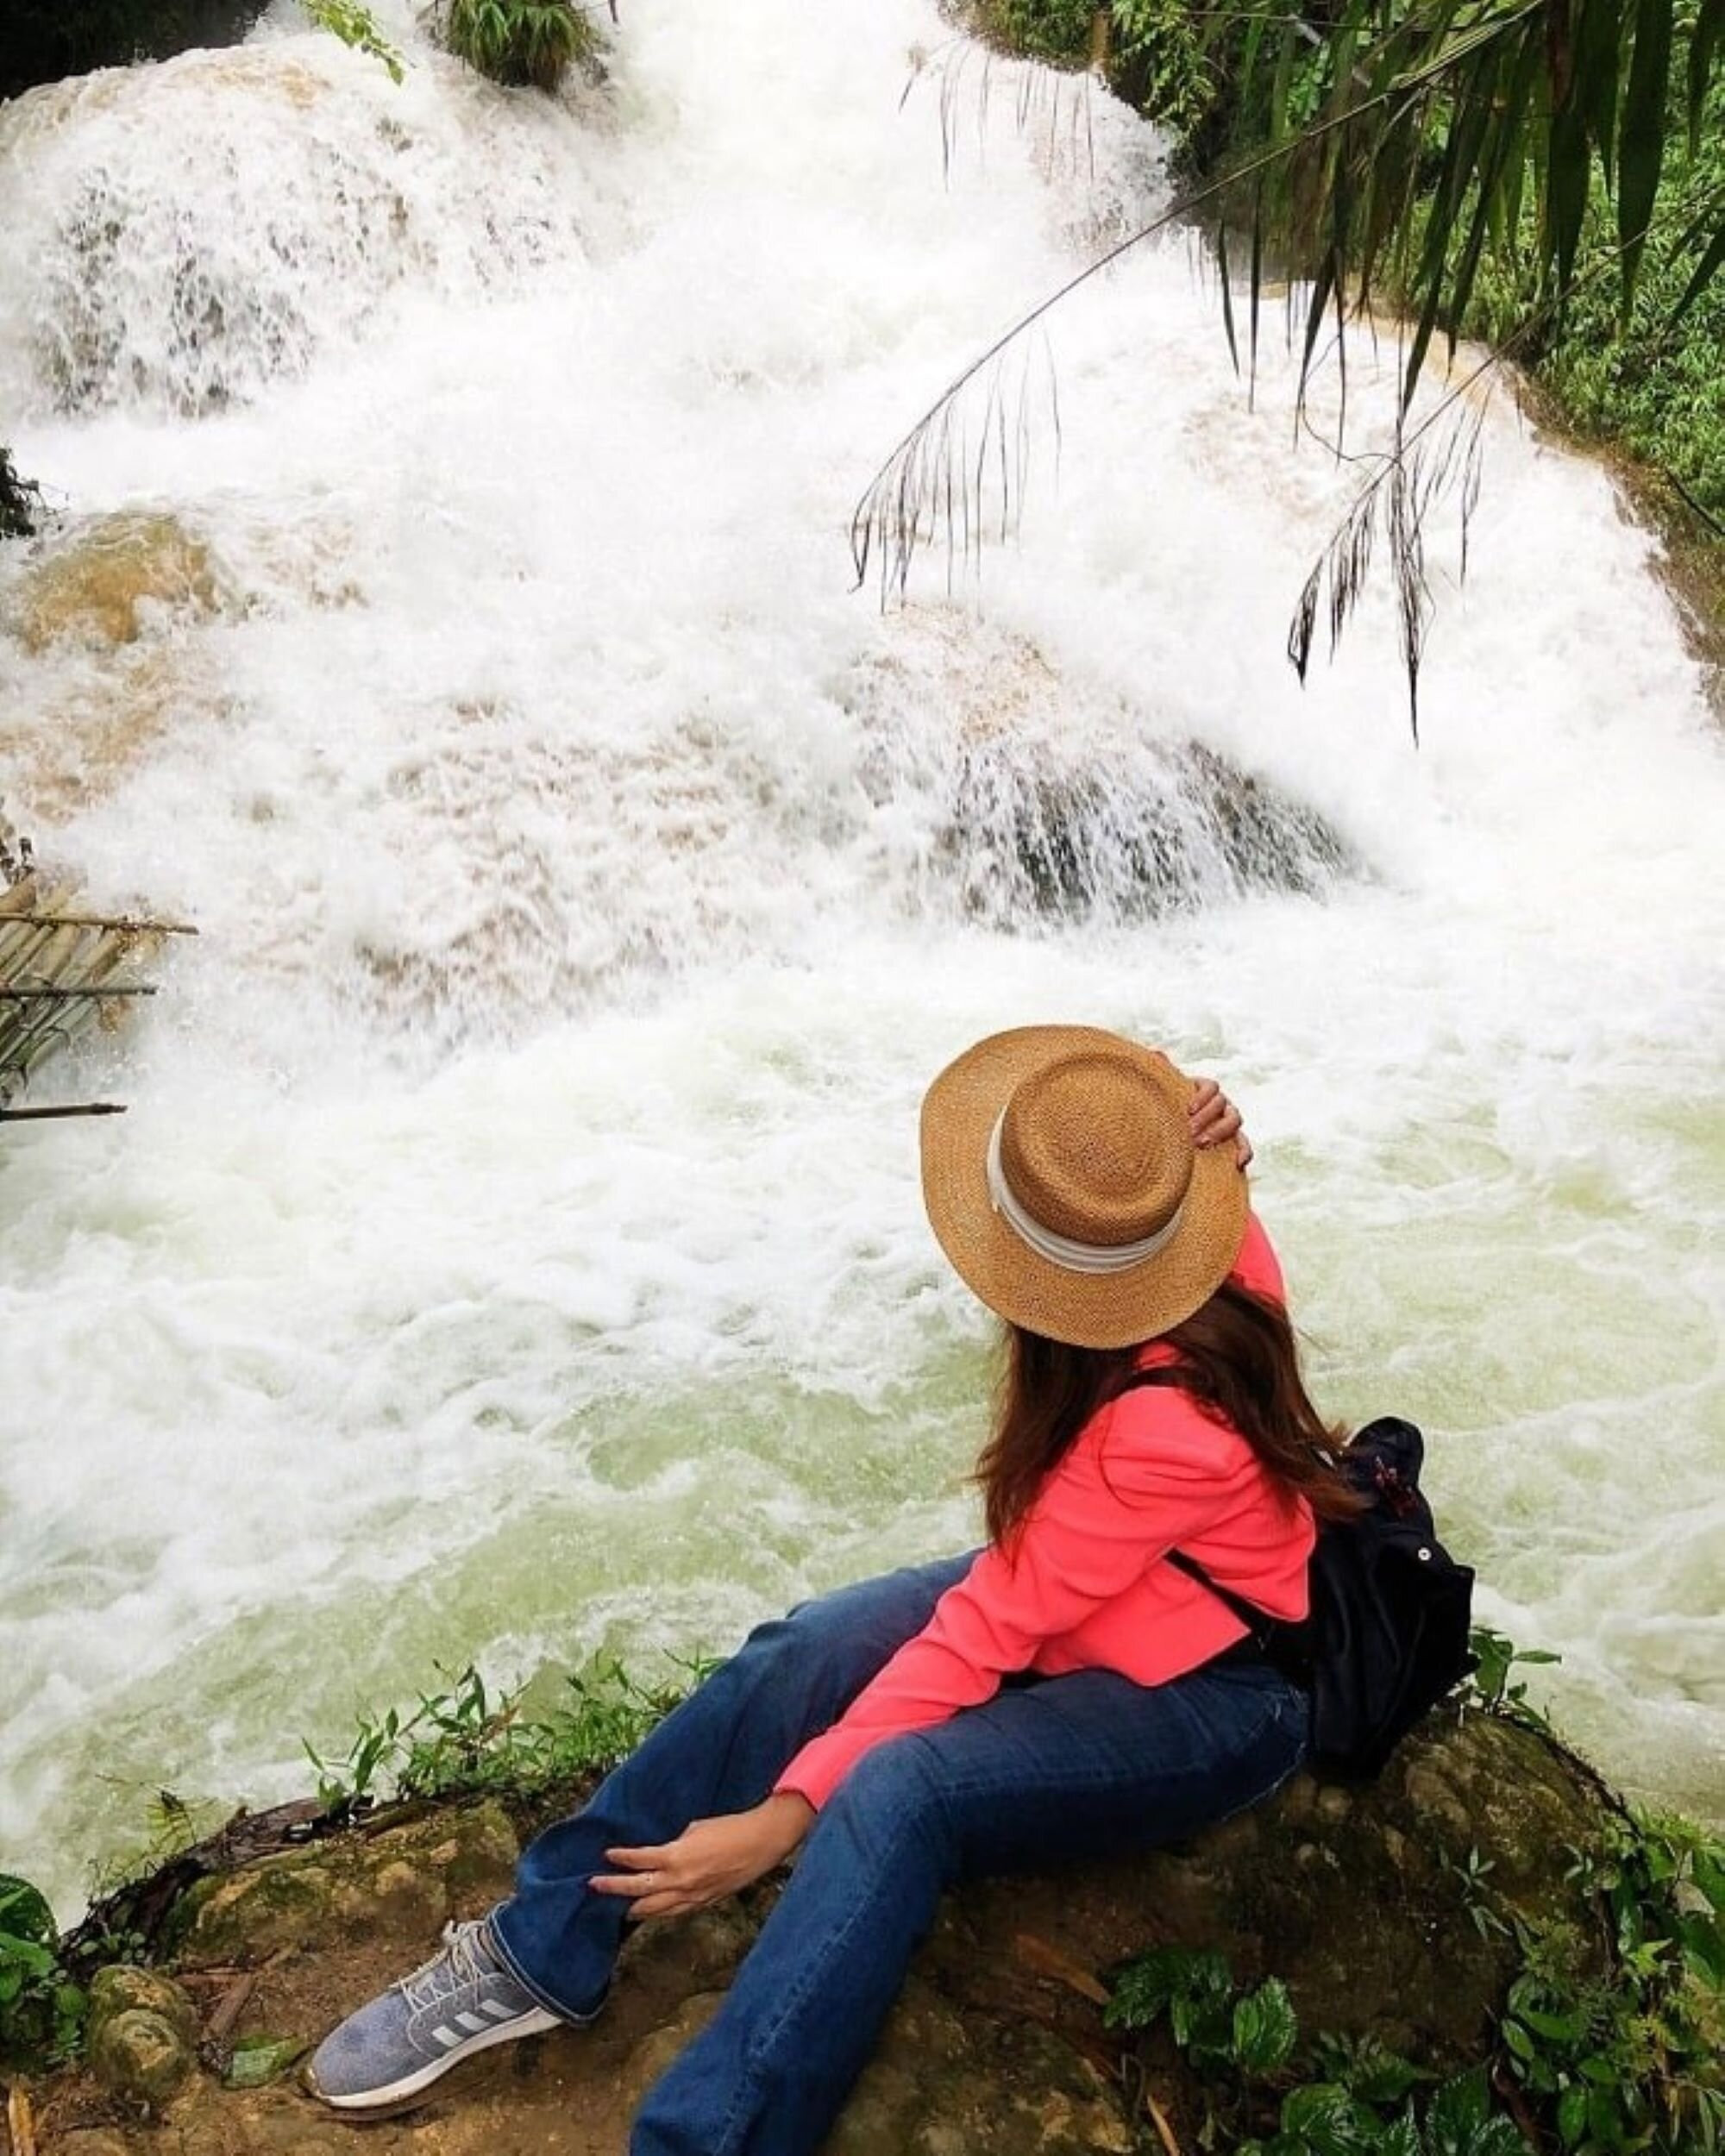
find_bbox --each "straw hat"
[919,1026,1248,1350]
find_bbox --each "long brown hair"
[975,1282,1363,1549]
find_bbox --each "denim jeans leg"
[630,1658,1309,2156]
[487,1553,978,2019]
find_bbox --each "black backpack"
[1119,1382,1477,1780]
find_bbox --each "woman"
[309,1025,1356,2153]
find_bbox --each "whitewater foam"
[0,0,1720,1915]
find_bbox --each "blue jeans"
[489,1554,1309,2156]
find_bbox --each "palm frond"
[855,0,1725,733]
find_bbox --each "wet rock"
[6,511,223,651]
[845,611,1353,929]
[170,1798,519,1964]
[87,1963,200,2047]
[89,2005,195,2109]
[619,1990,728,2111]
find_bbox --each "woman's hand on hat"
[1189,1077,1252,1170]
[593,1793,816,1922]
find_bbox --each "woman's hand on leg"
[593,1792,815,1922]
[1189,1077,1252,1169]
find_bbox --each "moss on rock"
[166,1800,519,1965]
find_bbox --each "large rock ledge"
[21,1711,1615,2154]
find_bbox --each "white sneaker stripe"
[455,2012,488,2034]
[480,1999,516,2021]
[431,2024,461,2049]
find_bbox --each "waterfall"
[0,0,1720,1915]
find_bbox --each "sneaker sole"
[305,2005,564,2112]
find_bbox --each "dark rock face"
[31,1711,1613,2153]
[1,2,268,102]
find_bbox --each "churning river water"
[1,0,1721,1920]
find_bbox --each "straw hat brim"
[919,1025,1249,1351]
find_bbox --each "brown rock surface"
[22,1710,1614,2153]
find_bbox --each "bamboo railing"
[0,859,194,1124]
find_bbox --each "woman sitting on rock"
[310,1025,1358,2154]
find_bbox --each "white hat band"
[986,1111,1186,1277]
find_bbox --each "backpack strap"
[1112,1368,1283,1647]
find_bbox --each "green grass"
[300,1654,708,1814]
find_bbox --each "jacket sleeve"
[774,1394,1239,1809]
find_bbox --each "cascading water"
[0,0,1720,1918]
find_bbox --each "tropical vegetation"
[878,1,1725,726]
[434,0,600,91]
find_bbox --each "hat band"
[986,1112,1186,1277]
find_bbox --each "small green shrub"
[436,0,596,91]
[0,1875,85,2071]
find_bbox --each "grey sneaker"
[306,1918,575,2110]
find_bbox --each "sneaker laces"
[396,1919,492,2015]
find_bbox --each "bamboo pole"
[3,912,198,936]
[0,1103,128,1120]
[1,985,160,999]
[0,869,181,1122]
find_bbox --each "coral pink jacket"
[776,1215,1314,1809]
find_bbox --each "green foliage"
[978,0,1093,66]
[1104,1942,1296,2076]
[1107,1944,1524,2153]
[1457,67,1725,533]
[302,0,405,83]
[1493,1814,1725,2153]
[909,0,1725,724]
[0,447,42,541]
[436,0,598,92]
[301,1654,708,1813]
[970,0,1220,141]
[1107,1792,1725,2156]
[0,1875,85,2071]
[1248,2067,1526,2156]
[1467,1626,1563,1720]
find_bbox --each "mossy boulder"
[88,2007,196,2109]
[87,1964,199,2047]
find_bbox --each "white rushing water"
[1,0,1721,1919]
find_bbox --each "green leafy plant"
[0,1874,85,2071]
[303,0,406,83]
[1466,1627,1563,1720]
[301,1652,709,1814]
[1248,2067,1527,2156]
[1107,1946,1528,2153]
[1496,1813,1725,2153]
[1106,1943,1296,2078]
[436,0,598,91]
